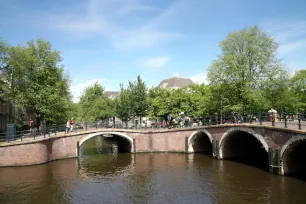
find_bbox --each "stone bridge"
[1,124,306,176]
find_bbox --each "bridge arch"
[280,136,306,175]
[77,132,134,155]
[187,129,213,155]
[218,127,269,169]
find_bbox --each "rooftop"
[105,91,120,99]
[158,75,195,89]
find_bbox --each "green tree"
[0,39,8,69]
[188,84,211,117]
[79,82,114,122]
[147,87,171,120]
[1,38,71,125]
[115,83,132,127]
[170,88,193,118]
[68,102,83,121]
[0,39,9,96]
[262,66,297,112]
[128,75,148,125]
[208,25,287,113]
[290,70,306,112]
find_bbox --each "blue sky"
[1,0,306,102]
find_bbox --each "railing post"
[55,126,57,136]
[77,141,80,157]
[298,114,302,130]
[21,131,23,141]
[85,122,88,131]
[96,122,98,130]
[272,113,275,126]
[284,113,287,128]
[259,113,262,125]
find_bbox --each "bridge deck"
[0,121,305,147]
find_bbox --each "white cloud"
[114,31,182,50]
[71,78,106,103]
[191,72,208,84]
[262,20,306,54]
[144,56,171,68]
[45,0,183,49]
[278,40,306,54]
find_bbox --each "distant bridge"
[1,122,306,177]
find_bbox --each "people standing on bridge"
[66,120,70,133]
[231,112,237,123]
[179,112,185,128]
[70,118,74,132]
[163,115,167,128]
[29,118,34,136]
[166,114,173,129]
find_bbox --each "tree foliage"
[0,39,8,69]
[0,38,71,125]
[115,83,132,124]
[2,25,304,128]
[147,84,212,120]
[128,75,148,118]
[113,76,148,126]
[290,70,306,111]
[147,87,171,120]
[79,82,114,122]
[207,25,296,113]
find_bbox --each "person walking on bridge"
[66,120,70,134]
[29,118,34,136]
[70,118,74,132]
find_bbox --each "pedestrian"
[66,120,70,133]
[70,118,74,132]
[29,118,34,135]
[167,114,172,129]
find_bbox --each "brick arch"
[187,129,213,153]
[218,127,269,159]
[280,136,306,159]
[78,132,134,155]
[279,135,306,175]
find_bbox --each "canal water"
[0,136,306,204]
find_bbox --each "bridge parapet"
[0,124,305,177]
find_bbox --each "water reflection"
[1,137,306,203]
[78,135,134,179]
[78,153,134,179]
[0,158,78,204]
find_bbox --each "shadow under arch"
[280,137,306,179]
[218,127,269,170]
[78,132,134,155]
[187,129,213,155]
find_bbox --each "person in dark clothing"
[165,113,173,129]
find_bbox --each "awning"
[268,109,277,113]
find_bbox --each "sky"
[0,0,306,102]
